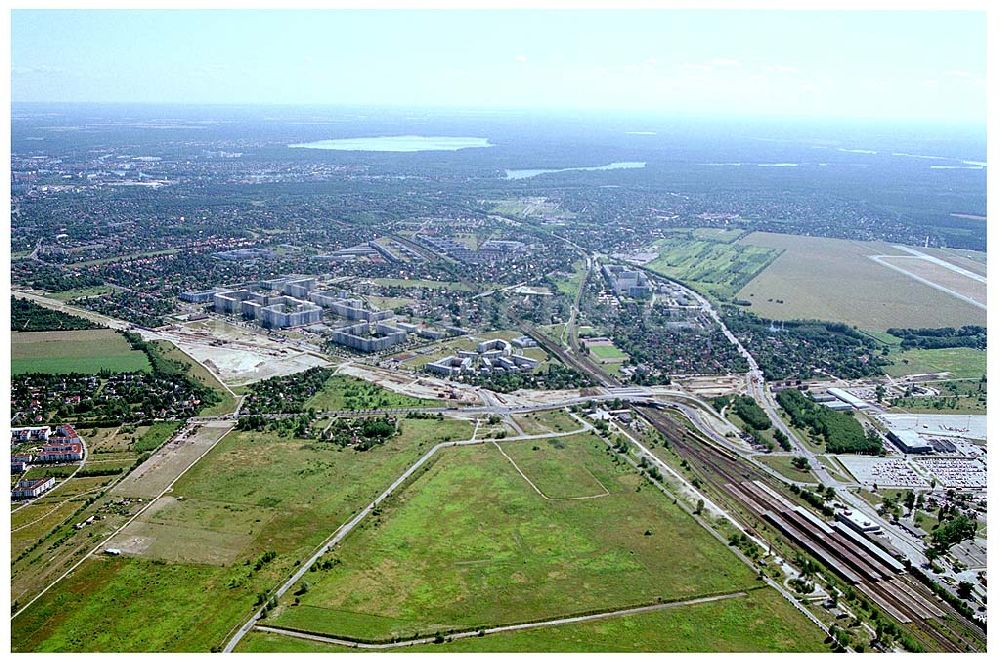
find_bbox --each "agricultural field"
[12,416,475,652]
[735,233,987,331]
[645,237,781,300]
[11,330,151,375]
[262,435,760,643]
[305,374,444,411]
[237,587,825,652]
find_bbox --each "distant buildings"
[331,322,409,353]
[178,289,217,303]
[426,338,540,377]
[212,248,273,261]
[416,234,526,264]
[602,264,651,299]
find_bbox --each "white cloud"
[514,54,529,63]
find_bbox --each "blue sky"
[11,10,987,122]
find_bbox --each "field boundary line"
[11,420,235,620]
[253,590,748,650]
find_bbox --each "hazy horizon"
[12,10,987,124]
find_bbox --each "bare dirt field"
[112,422,233,499]
[736,232,986,331]
[340,363,482,404]
[921,247,986,277]
[104,496,268,565]
[874,255,986,306]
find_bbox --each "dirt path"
[253,591,749,650]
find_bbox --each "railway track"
[637,405,984,653]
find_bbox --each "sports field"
[11,330,151,375]
[263,434,760,642]
[587,342,629,363]
[645,238,781,300]
[11,417,474,652]
[735,232,987,331]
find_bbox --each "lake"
[288,135,493,152]
[504,162,646,180]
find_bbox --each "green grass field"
[237,587,825,652]
[46,285,115,302]
[133,421,183,453]
[11,416,474,652]
[498,434,611,499]
[11,557,249,652]
[645,238,781,300]
[264,436,759,642]
[756,455,817,484]
[588,343,629,362]
[11,329,151,375]
[887,347,986,378]
[510,409,581,436]
[305,374,444,411]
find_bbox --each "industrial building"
[331,322,409,352]
[887,429,934,455]
[836,509,882,535]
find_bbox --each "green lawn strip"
[266,440,758,642]
[306,374,444,411]
[237,587,826,653]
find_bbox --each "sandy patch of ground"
[113,422,233,499]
